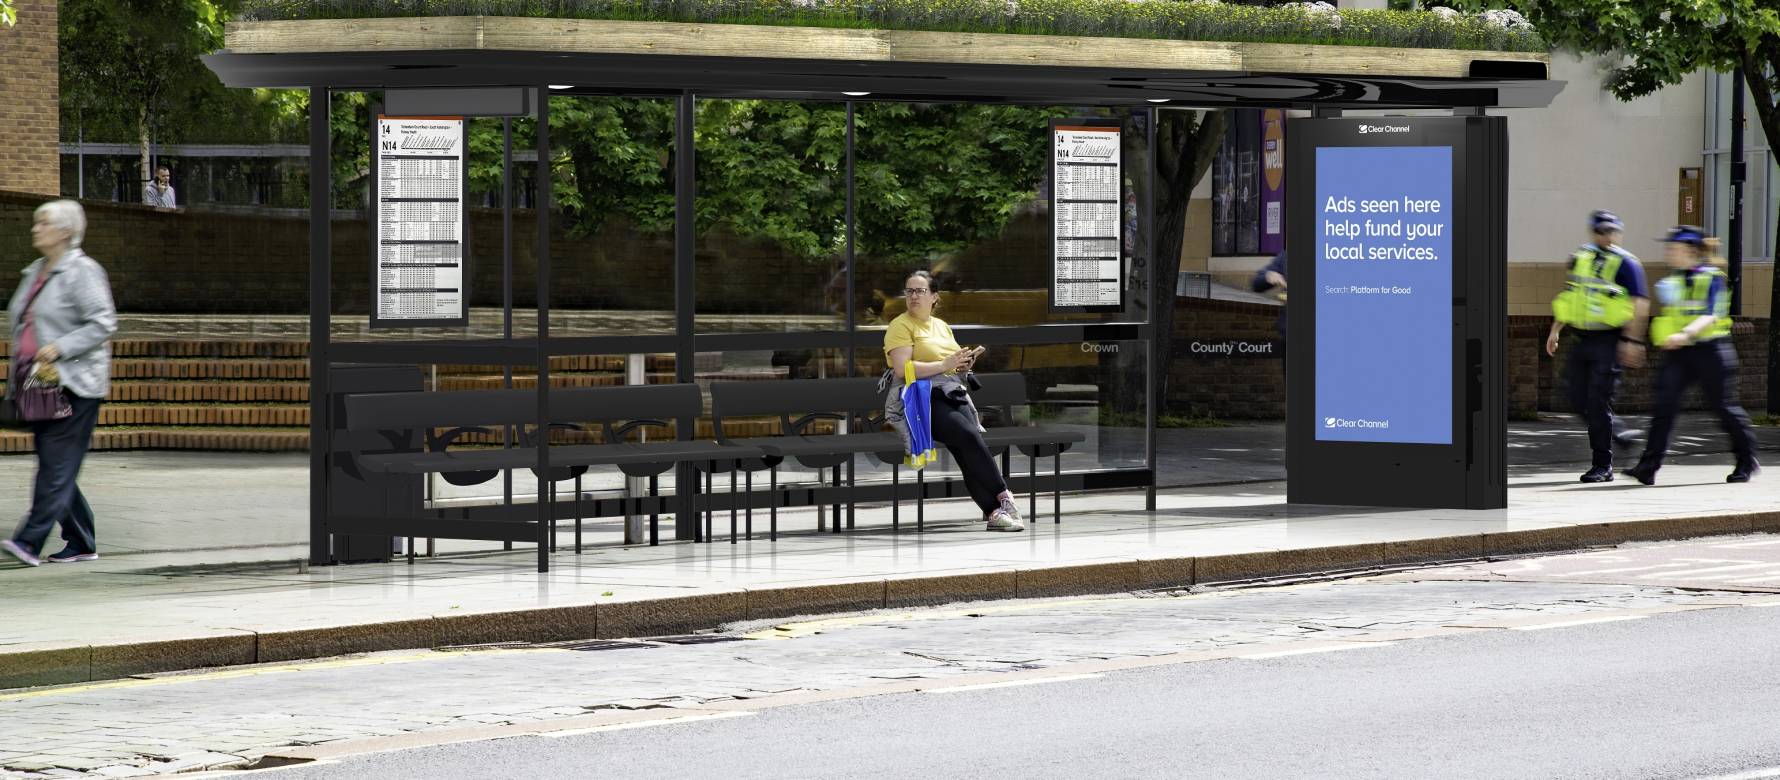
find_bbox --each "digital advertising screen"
[1312,145,1453,445]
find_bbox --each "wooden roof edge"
[223,17,1551,80]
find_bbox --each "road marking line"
[538,711,753,738]
[1510,615,1645,631]
[1715,539,1780,548]
[1687,766,1780,780]
[0,648,555,702]
[925,674,1102,693]
[1238,642,1396,659]
[1638,563,1777,579]
[1559,563,1697,576]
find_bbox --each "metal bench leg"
[745,470,754,541]
[427,538,435,558]
[730,466,738,545]
[891,464,899,533]
[1053,451,1062,523]
[407,536,415,565]
[549,483,558,554]
[704,464,715,543]
[1001,450,1011,479]
[832,466,843,534]
[769,466,779,541]
[846,459,856,530]
[917,467,925,533]
[575,475,584,554]
[649,474,660,546]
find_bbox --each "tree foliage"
[1449,0,1780,411]
[2,0,16,26]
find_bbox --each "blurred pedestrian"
[142,165,176,209]
[2,200,117,566]
[1546,209,1648,482]
[1625,226,1759,485]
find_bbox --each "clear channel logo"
[1324,416,1390,430]
[1356,124,1410,135]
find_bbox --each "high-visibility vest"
[1651,266,1733,344]
[1551,247,1636,329]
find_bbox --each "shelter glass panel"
[693,99,848,335]
[853,104,1151,329]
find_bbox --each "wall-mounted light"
[549,85,573,90]
[842,91,871,97]
[1147,98,1170,103]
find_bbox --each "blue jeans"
[11,395,101,556]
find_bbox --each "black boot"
[1624,462,1657,485]
[1579,466,1614,483]
[1729,457,1762,483]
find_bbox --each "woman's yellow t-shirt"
[883,312,962,371]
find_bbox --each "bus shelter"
[203,16,1559,572]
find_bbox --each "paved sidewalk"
[0,434,1775,690]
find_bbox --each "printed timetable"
[1051,123,1123,311]
[373,116,468,327]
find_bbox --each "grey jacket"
[7,250,118,400]
[879,369,982,459]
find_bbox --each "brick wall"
[1169,297,1772,419]
[0,0,60,197]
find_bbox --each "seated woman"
[884,270,1025,532]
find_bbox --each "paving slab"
[0,444,1774,687]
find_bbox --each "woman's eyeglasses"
[904,288,933,297]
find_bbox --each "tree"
[59,0,230,190]
[2,0,16,26]
[1151,109,1226,408]
[1450,0,1780,412]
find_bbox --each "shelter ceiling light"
[1147,98,1170,103]
[842,91,871,96]
[549,84,574,90]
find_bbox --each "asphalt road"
[263,602,1780,780]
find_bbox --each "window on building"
[1703,71,1776,261]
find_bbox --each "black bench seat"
[358,439,764,475]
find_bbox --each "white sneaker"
[986,509,1025,532]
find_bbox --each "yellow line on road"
[0,648,557,702]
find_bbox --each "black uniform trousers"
[1637,339,1757,471]
[11,395,102,556]
[1565,330,1625,468]
[930,387,1009,516]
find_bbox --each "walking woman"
[1624,226,1760,485]
[2,200,117,566]
[884,271,1025,531]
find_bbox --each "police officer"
[1546,210,1649,483]
[1624,227,1760,485]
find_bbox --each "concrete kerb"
[4,509,1778,690]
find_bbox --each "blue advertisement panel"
[1313,145,1453,444]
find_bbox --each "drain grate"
[650,634,746,645]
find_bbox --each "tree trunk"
[1148,109,1225,416]
[138,105,152,200]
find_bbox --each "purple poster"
[1259,109,1287,255]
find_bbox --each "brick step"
[0,340,310,359]
[104,381,309,403]
[97,405,309,427]
[0,428,308,454]
[446,417,825,446]
[107,359,310,380]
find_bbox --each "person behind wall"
[1250,252,1287,337]
[1546,209,1649,483]
[883,271,1026,532]
[143,165,177,210]
[1623,227,1760,485]
[2,200,119,567]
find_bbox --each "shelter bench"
[339,384,767,555]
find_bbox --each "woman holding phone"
[884,271,1025,532]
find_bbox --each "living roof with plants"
[238,0,1548,53]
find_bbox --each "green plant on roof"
[238,0,1546,52]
